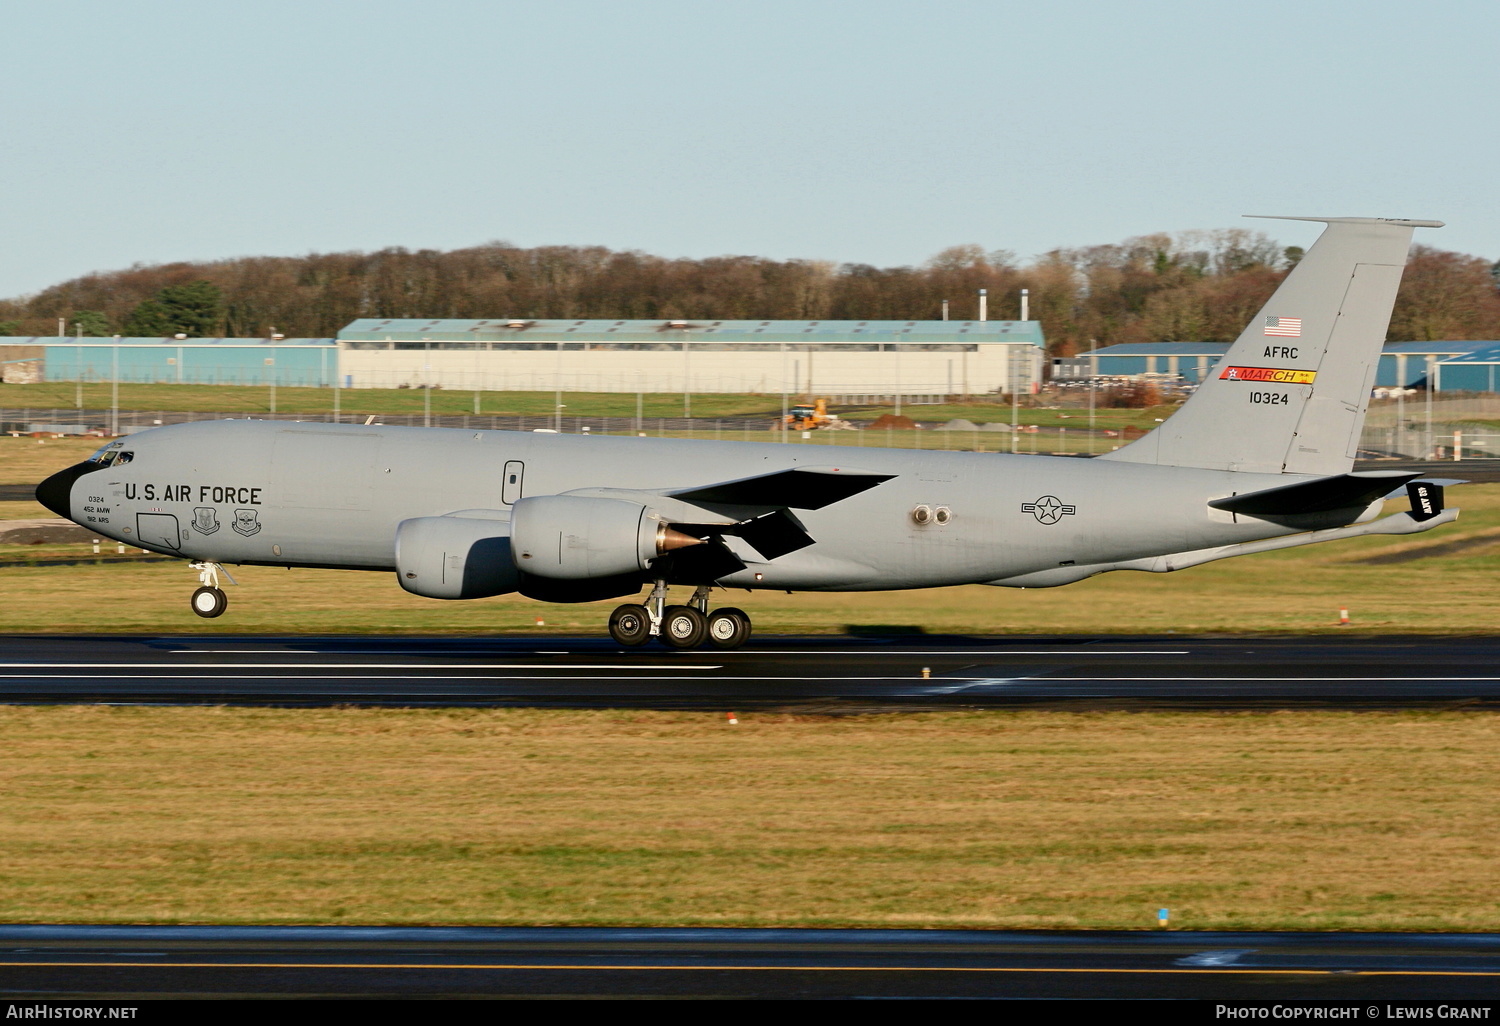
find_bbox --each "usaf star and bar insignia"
[1021,495,1077,525]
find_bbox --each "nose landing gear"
[607,582,752,650]
[188,561,235,619]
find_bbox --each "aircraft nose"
[36,463,89,519]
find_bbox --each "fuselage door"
[502,461,525,505]
[136,512,181,550]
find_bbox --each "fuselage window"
[502,460,524,505]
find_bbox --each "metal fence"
[5,394,1499,459]
[1,406,1075,453]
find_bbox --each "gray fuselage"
[56,419,1342,593]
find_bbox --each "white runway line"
[154,648,1190,658]
[0,663,720,671]
[0,674,982,682]
[169,649,317,654]
[709,650,1191,656]
[1020,675,1500,682]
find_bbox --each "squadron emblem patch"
[231,508,262,537]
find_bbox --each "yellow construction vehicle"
[783,398,836,430]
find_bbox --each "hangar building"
[3,337,337,386]
[334,318,1046,397]
[1429,342,1500,392]
[1067,340,1497,389]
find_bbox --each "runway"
[1,634,1498,708]
[2,925,1498,998]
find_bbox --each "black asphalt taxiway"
[6,639,1499,1002]
[2,925,1499,999]
[0,633,1498,709]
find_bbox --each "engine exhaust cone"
[656,525,706,554]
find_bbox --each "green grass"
[834,402,1177,430]
[6,382,797,420]
[2,706,1498,929]
[2,381,1178,431]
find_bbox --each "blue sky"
[2,0,1495,296]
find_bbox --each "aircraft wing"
[666,466,895,510]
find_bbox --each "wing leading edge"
[667,466,894,510]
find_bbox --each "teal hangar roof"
[337,319,1046,347]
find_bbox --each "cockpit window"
[115,451,134,465]
[87,443,126,466]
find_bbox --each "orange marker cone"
[726,712,739,725]
[1338,607,1350,626]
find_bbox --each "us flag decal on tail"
[1264,316,1302,337]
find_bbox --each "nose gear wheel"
[191,586,227,618]
[187,561,235,618]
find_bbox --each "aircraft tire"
[706,607,751,649]
[190,586,227,619]
[660,605,707,649]
[608,603,652,646]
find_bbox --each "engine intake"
[394,515,520,599]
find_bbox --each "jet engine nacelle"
[394,515,521,599]
[510,494,699,580]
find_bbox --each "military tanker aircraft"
[37,216,1457,649]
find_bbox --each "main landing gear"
[188,561,235,619]
[608,582,752,650]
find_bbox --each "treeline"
[3,229,1497,354]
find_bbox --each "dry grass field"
[0,436,103,485]
[1,540,1497,636]
[0,706,1496,929]
[2,434,1497,933]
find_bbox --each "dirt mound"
[868,413,918,430]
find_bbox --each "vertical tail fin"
[1099,216,1442,475]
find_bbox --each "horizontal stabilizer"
[1208,471,1420,516]
[1246,215,1446,229]
[669,466,894,510]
